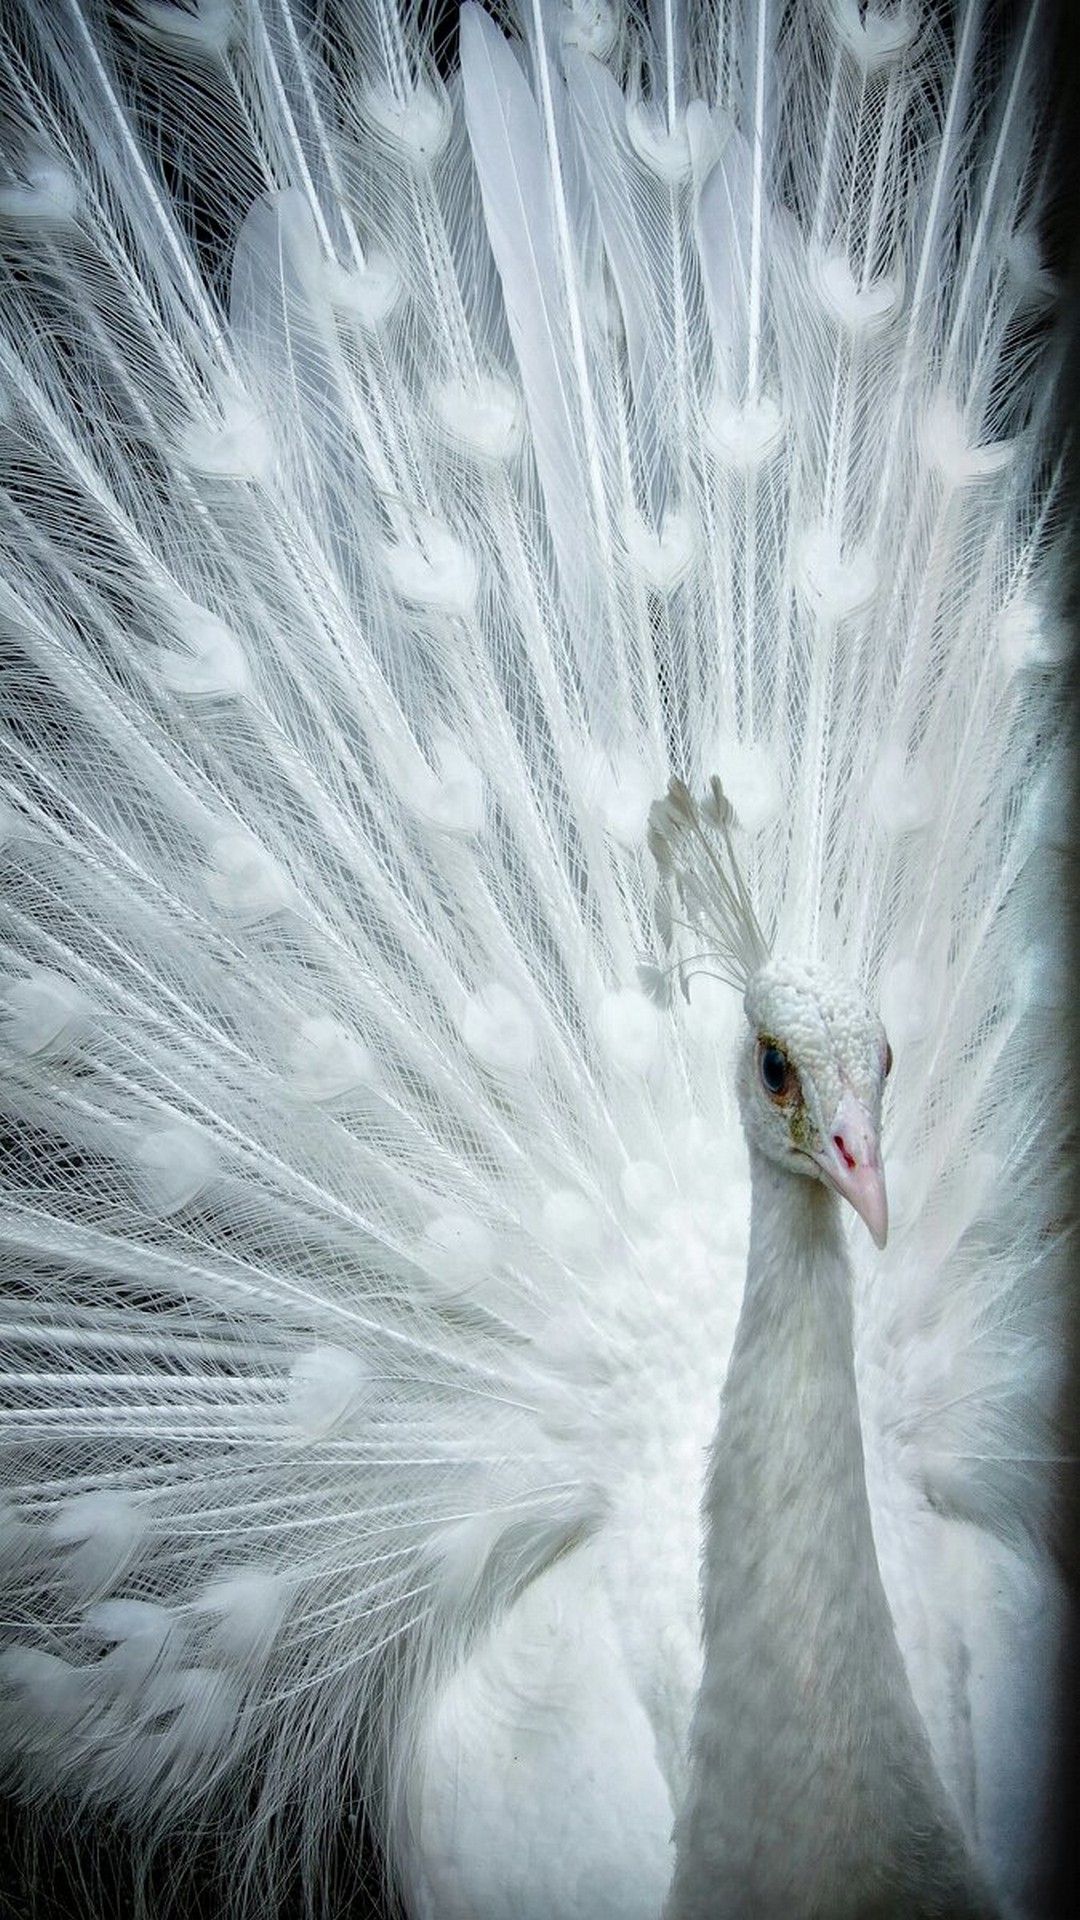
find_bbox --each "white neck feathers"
[665,1148,994,1920]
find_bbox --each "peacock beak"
[816,1089,888,1249]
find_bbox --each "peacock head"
[646,778,890,1247]
[738,957,891,1247]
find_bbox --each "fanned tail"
[0,2,1069,1913]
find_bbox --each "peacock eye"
[759,1044,790,1097]
[884,1041,893,1078]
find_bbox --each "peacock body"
[0,2,1070,1916]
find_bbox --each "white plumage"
[0,1,1068,1915]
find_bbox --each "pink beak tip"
[833,1159,889,1248]
[820,1093,889,1250]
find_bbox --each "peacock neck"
[664,1146,993,1920]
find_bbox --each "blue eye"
[760,1045,789,1095]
